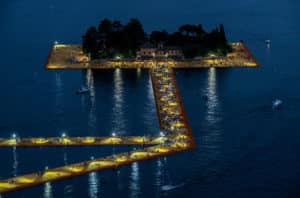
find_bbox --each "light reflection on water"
[88,172,99,198]
[86,69,97,133]
[63,184,73,197]
[130,162,141,198]
[203,68,222,159]
[155,157,169,186]
[206,68,220,124]
[143,76,157,134]
[55,72,63,120]
[63,148,68,165]
[43,182,53,198]
[112,69,126,135]
[12,146,18,177]
[155,159,162,186]
[137,68,141,78]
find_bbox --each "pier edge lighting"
[61,132,67,138]
[11,133,17,139]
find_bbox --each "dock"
[45,42,259,69]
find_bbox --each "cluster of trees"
[82,18,231,59]
[149,24,231,58]
[82,18,146,59]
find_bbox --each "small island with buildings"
[46,18,259,69]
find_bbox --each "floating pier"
[0,64,195,194]
[0,136,167,147]
[0,41,259,194]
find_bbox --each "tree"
[179,24,198,37]
[123,18,146,52]
[150,30,168,44]
[82,18,231,59]
[195,24,205,40]
[112,20,123,32]
[98,18,112,35]
[82,26,98,58]
[219,24,227,44]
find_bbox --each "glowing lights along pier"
[0,42,258,194]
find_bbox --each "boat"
[272,99,282,109]
[265,39,271,48]
[161,183,184,192]
[76,86,89,94]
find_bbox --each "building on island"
[137,43,183,60]
[71,53,90,63]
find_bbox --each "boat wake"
[161,183,185,192]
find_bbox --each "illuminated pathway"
[0,136,167,147]
[0,64,196,194]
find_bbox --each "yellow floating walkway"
[0,64,196,194]
[0,136,167,147]
[0,143,191,194]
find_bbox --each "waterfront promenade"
[46,42,259,69]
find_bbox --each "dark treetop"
[82,18,231,59]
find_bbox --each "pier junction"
[0,42,258,194]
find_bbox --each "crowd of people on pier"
[151,64,189,144]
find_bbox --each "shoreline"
[45,42,260,69]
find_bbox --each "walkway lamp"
[61,132,67,138]
[159,131,165,137]
[11,133,17,139]
[54,40,58,51]
[11,133,19,144]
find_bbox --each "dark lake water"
[1,0,300,197]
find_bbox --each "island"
[45,18,259,69]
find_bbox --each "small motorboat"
[265,39,271,48]
[76,86,89,94]
[161,183,184,192]
[272,99,282,109]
